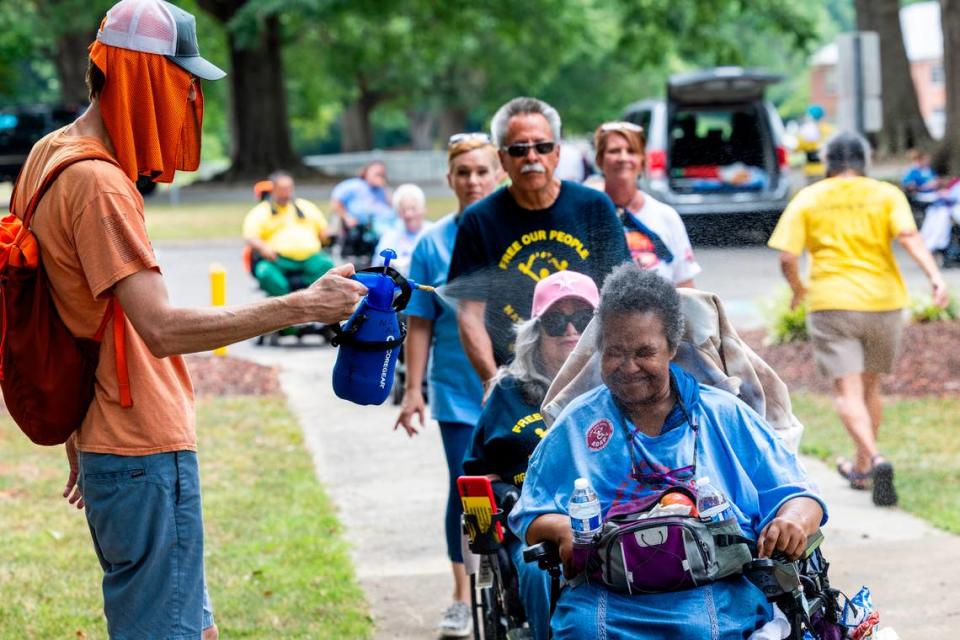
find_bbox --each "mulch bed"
[741,320,960,397]
[184,355,281,397]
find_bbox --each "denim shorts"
[79,450,215,639]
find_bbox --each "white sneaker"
[438,601,472,638]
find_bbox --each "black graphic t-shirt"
[447,181,629,365]
[462,376,546,488]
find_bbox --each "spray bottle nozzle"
[379,248,397,269]
[349,248,435,310]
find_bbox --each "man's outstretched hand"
[298,263,367,324]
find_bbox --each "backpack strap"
[15,151,133,409]
[92,297,132,408]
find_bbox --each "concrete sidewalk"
[230,341,959,639]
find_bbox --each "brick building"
[809,1,945,138]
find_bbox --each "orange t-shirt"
[13,127,195,455]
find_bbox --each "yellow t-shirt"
[768,176,916,312]
[242,198,327,261]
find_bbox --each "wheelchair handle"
[523,541,563,578]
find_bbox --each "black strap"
[715,533,755,550]
[355,264,413,312]
[329,315,407,350]
[270,201,306,219]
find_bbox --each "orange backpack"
[0,152,131,445]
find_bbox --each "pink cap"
[531,271,600,318]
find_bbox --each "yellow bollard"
[210,263,227,356]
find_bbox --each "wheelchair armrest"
[523,541,562,576]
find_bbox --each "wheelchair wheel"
[480,579,505,640]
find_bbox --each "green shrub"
[761,285,808,344]
[910,293,959,323]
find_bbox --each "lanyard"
[612,376,699,486]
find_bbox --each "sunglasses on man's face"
[501,141,556,158]
[539,309,594,337]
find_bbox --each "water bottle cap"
[695,476,711,487]
[574,478,589,490]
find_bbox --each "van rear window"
[668,105,773,193]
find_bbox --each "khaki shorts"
[806,309,905,378]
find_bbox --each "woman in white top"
[594,121,701,287]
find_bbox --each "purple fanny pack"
[584,488,753,594]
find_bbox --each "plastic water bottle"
[568,478,602,545]
[695,476,734,523]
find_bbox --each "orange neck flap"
[89,40,203,183]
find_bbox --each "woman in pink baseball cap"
[461,269,599,640]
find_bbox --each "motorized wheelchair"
[242,245,338,346]
[459,477,531,640]
[522,529,867,640]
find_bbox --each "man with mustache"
[447,97,628,387]
[10,1,365,636]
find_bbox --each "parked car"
[622,67,794,242]
[0,103,157,195]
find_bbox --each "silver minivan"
[623,67,793,241]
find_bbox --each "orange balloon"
[659,491,697,516]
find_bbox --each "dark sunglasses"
[539,309,594,336]
[502,141,556,157]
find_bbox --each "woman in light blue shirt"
[511,266,827,639]
[394,134,503,638]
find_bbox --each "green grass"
[793,393,960,534]
[144,194,460,241]
[0,397,372,639]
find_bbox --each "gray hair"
[490,97,562,148]
[824,130,871,177]
[596,265,685,351]
[493,316,552,406]
[392,183,426,210]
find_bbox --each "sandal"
[836,457,871,490]
[871,455,898,507]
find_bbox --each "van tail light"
[647,149,667,179]
[776,145,790,171]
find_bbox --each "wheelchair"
[522,529,861,640]
[333,220,379,271]
[459,478,532,640]
[242,245,338,346]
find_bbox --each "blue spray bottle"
[331,249,434,405]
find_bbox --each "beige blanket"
[541,288,804,452]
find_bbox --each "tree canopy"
[1,0,836,177]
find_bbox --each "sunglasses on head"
[539,308,594,336]
[600,121,644,134]
[449,132,491,146]
[501,141,556,158]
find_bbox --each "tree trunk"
[438,107,468,143]
[939,0,960,173]
[854,0,933,155]
[195,1,307,180]
[407,109,436,150]
[340,81,380,152]
[54,29,96,106]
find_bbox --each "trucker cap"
[97,0,226,81]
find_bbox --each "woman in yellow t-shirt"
[769,131,948,507]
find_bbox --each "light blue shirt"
[331,177,395,232]
[510,365,827,638]
[406,214,483,425]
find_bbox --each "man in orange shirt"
[12,1,365,637]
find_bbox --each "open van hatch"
[668,67,783,104]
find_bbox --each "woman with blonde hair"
[594,121,700,287]
[394,133,503,637]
